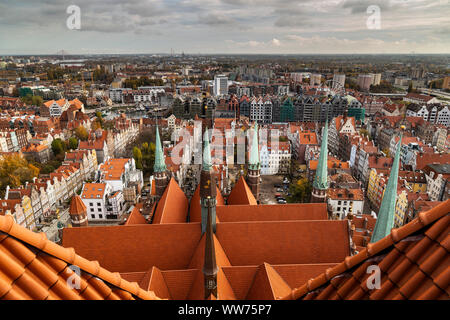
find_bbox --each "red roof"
[0,215,158,300]
[69,196,86,216]
[152,178,189,224]
[282,200,450,300]
[227,176,257,205]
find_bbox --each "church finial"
[203,204,218,299]
[154,125,166,173]
[371,133,402,243]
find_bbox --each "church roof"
[227,176,257,205]
[152,178,189,224]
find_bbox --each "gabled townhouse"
[41,99,70,117]
[78,133,109,164]
[0,199,26,228]
[4,186,35,230]
[422,163,450,202]
[328,116,357,156]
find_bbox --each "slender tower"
[154,125,168,198]
[311,119,329,203]
[200,128,217,234]
[371,134,402,243]
[203,204,218,299]
[69,195,88,227]
[247,123,261,201]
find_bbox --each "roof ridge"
[280,199,450,300]
[0,215,159,300]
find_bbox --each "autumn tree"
[0,154,40,197]
[75,126,89,141]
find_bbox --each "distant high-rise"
[372,73,381,86]
[213,74,228,96]
[310,74,322,86]
[357,74,374,91]
[333,74,346,87]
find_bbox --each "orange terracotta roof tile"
[81,183,107,200]
[245,263,292,300]
[0,215,158,300]
[216,203,328,222]
[62,223,202,273]
[282,200,450,300]
[125,204,147,225]
[216,220,350,266]
[152,178,189,224]
[227,176,257,205]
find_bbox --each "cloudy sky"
[0,0,449,55]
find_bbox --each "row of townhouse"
[1,149,99,231]
[406,103,450,127]
[367,167,428,211]
[0,128,30,152]
[260,140,291,175]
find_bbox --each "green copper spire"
[249,123,260,170]
[371,134,402,243]
[313,120,329,190]
[154,125,166,173]
[203,127,212,171]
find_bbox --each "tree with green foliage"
[133,147,143,170]
[68,137,79,150]
[287,178,312,203]
[51,138,66,156]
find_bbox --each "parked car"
[275,193,281,197]
[276,188,283,192]
[274,184,282,188]
[277,199,287,204]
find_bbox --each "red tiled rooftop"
[0,215,158,300]
[282,200,450,300]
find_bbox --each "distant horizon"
[2,52,450,57]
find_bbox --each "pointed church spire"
[371,134,402,243]
[313,119,329,190]
[249,123,260,170]
[200,127,217,234]
[154,125,166,173]
[154,125,168,198]
[203,127,212,171]
[203,205,218,299]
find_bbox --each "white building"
[333,74,346,87]
[80,182,124,222]
[98,158,143,192]
[327,188,365,219]
[213,74,228,96]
